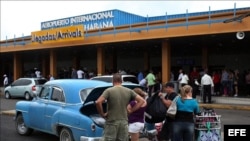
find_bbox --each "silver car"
[4,77,47,100]
[90,75,139,84]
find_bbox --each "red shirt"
[213,74,221,84]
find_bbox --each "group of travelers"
[95,72,200,141]
[70,66,95,79]
[176,67,250,103]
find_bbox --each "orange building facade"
[1,8,250,84]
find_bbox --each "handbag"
[166,95,179,118]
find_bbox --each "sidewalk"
[196,95,250,110]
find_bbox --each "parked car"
[15,79,141,141]
[4,77,47,100]
[90,74,139,84]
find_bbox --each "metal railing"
[1,6,249,47]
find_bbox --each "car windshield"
[35,79,47,85]
[123,77,138,84]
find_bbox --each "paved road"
[1,114,58,141]
[1,108,250,141]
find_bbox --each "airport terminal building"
[1,7,250,84]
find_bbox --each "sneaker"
[234,94,238,97]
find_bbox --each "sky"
[1,0,250,40]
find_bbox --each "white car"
[90,75,139,84]
[4,77,47,100]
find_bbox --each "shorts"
[103,120,128,141]
[128,122,144,133]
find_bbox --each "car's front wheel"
[24,92,31,100]
[15,114,33,136]
[5,91,11,99]
[60,127,74,141]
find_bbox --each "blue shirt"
[175,98,200,122]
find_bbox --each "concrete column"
[97,46,105,76]
[161,39,171,84]
[13,53,22,80]
[49,49,57,77]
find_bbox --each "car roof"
[44,79,112,103]
[90,74,138,84]
[44,79,141,104]
[91,75,136,78]
[17,77,47,80]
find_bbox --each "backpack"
[144,92,167,123]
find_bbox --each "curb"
[199,103,250,111]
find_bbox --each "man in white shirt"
[3,74,8,87]
[180,71,189,87]
[177,69,184,92]
[201,70,214,103]
[77,69,84,79]
[34,68,41,78]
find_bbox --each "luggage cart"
[195,108,222,141]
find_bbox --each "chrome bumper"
[80,136,102,141]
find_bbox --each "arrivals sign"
[31,25,84,44]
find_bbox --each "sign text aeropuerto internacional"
[41,11,114,31]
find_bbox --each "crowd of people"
[95,72,200,141]
[93,67,250,141]
[173,67,250,99]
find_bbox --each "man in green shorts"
[96,73,145,141]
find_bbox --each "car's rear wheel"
[60,127,74,141]
[5,91,11,99]
[24,92,31,100]
[15,114,33,136]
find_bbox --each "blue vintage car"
[15,79,141,141]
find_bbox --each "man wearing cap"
[158,82,178,141]
[3,74,9,87]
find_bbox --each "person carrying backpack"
[158,82,178,141]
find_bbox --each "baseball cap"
[165,82,174,88]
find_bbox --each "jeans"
[172,122,194,141]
